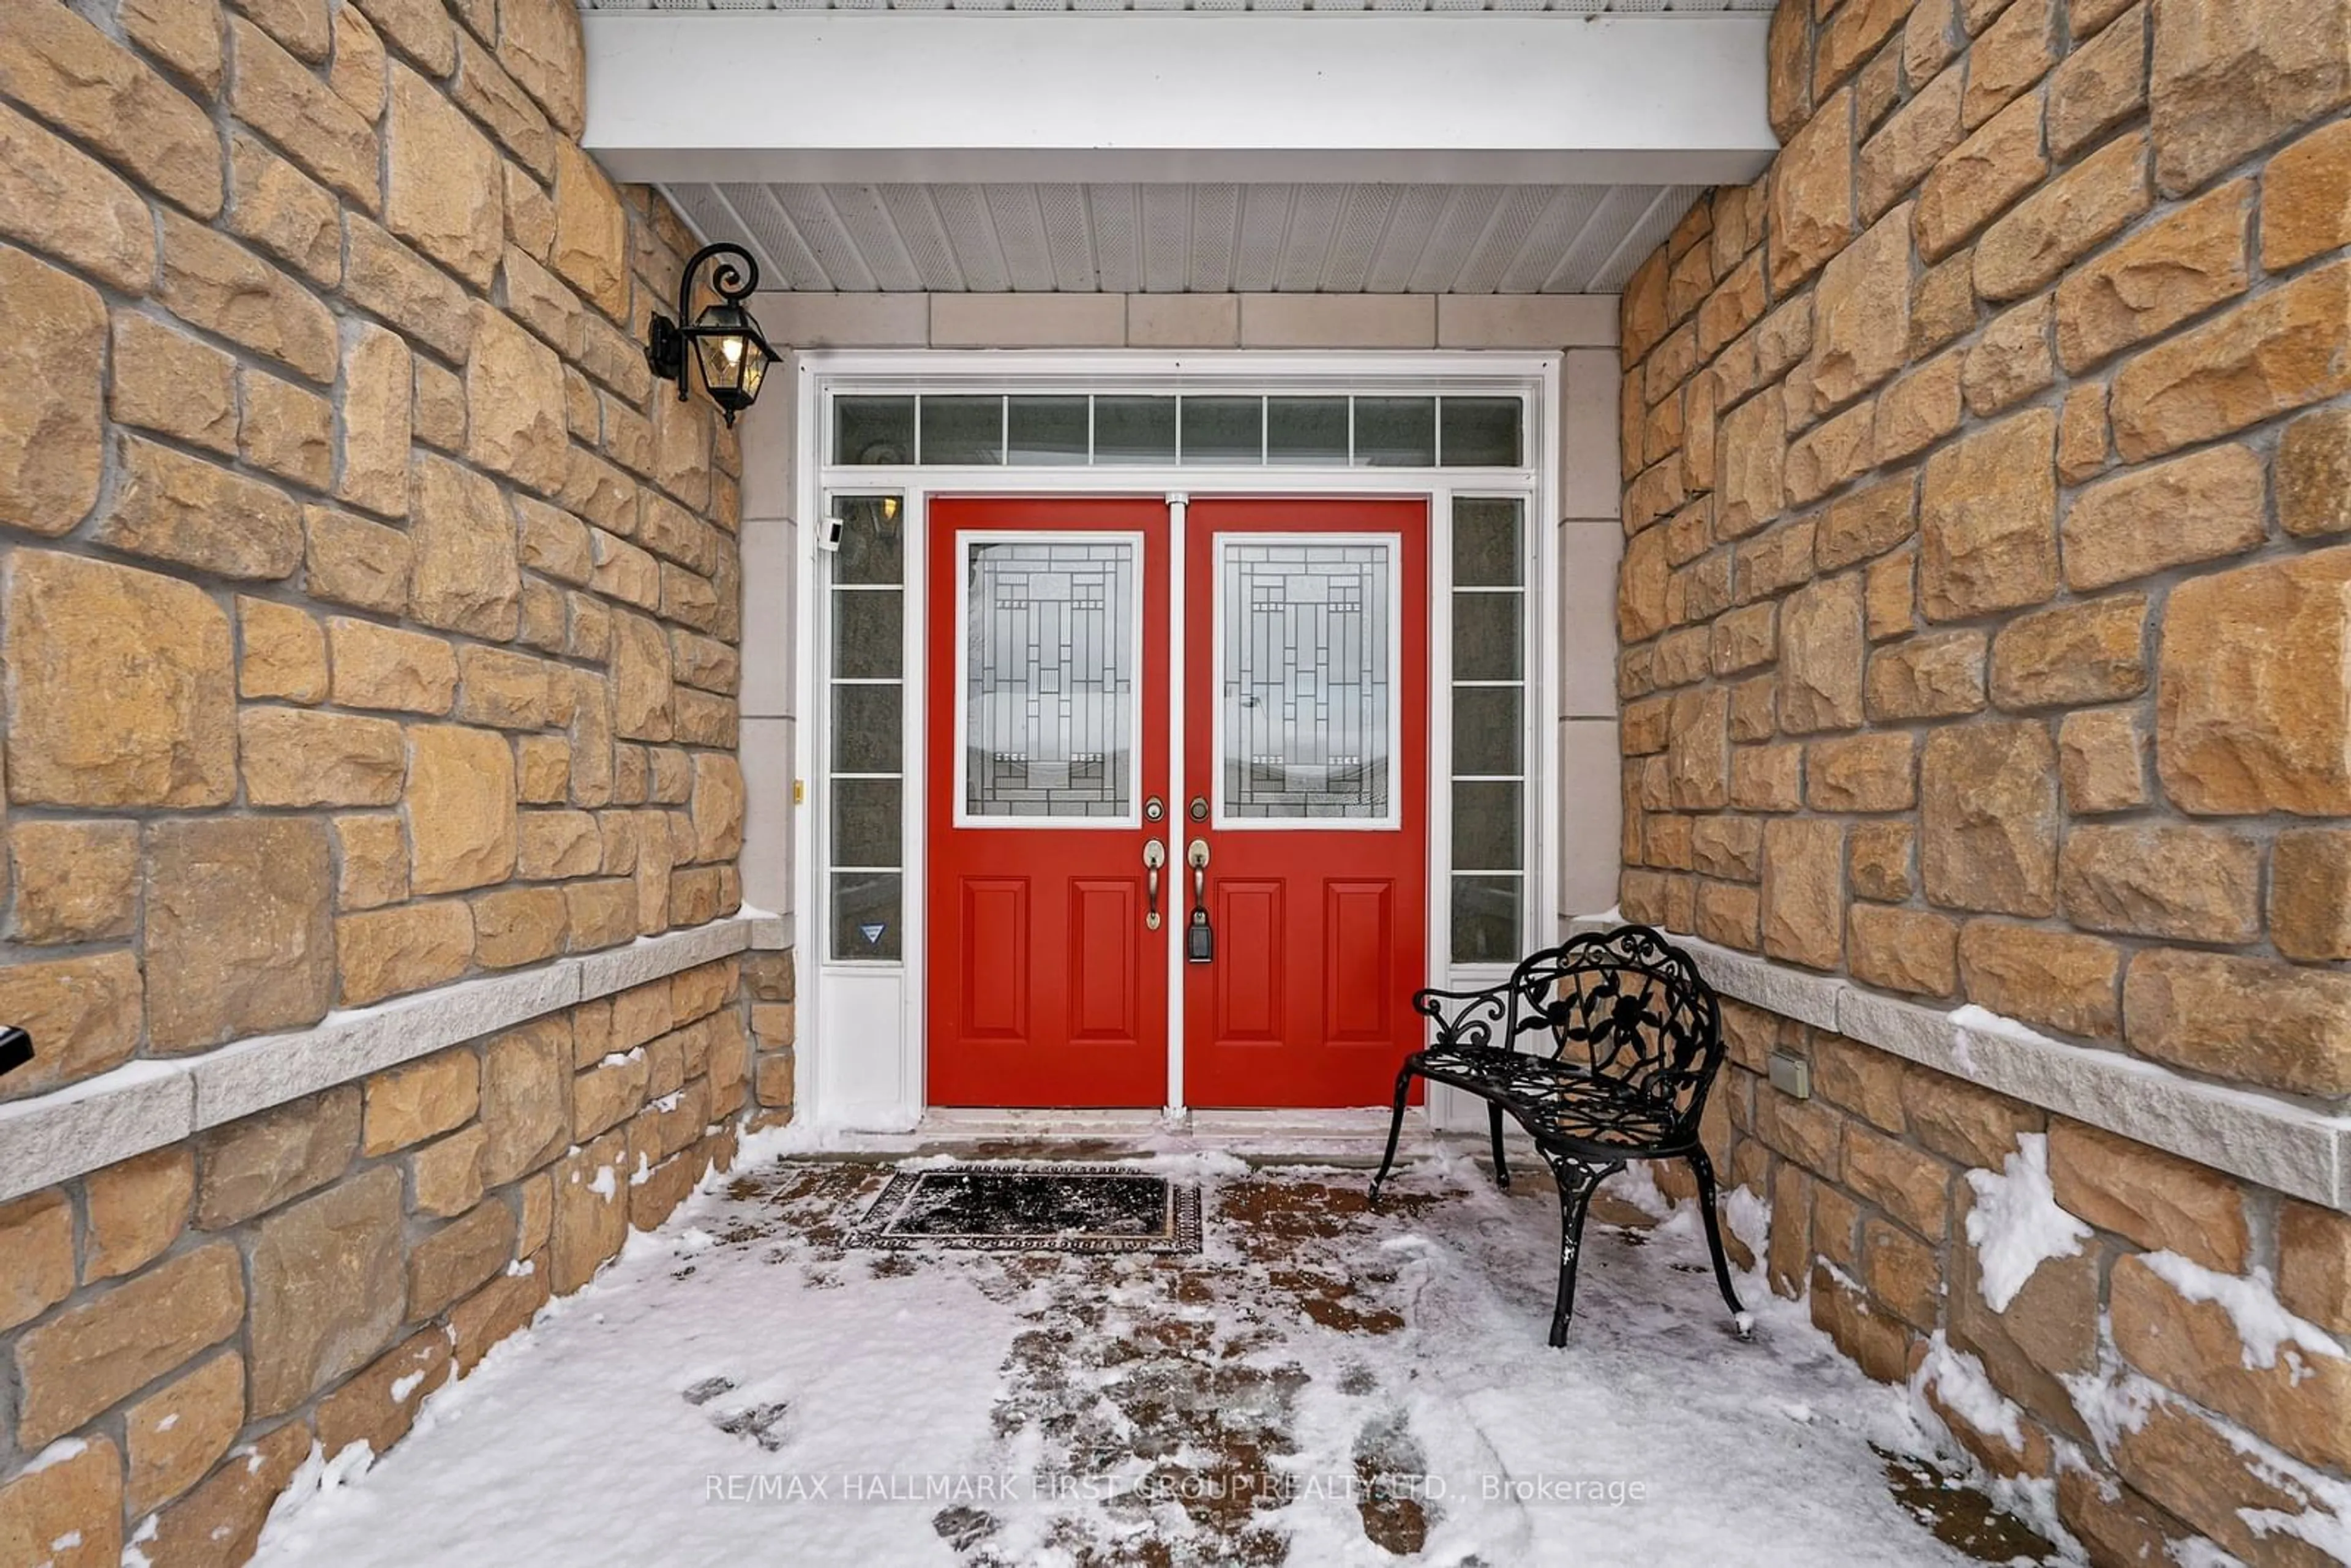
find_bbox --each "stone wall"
[1614,0,2351,1558]
[0,959,749,1564]
[0,0,778,1554]
[0,0,750,1106]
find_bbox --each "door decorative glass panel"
[962,539,1139,820]
[1217,539,1396,823]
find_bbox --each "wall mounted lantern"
[644,242,776,428]
[0,1025,30,1078]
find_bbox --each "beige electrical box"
[1768,1051,1811,1100]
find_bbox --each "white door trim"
[791,350,1561,1133]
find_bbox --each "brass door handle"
[1142,839,1166,930]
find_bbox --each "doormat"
[846,1163,1202,1256]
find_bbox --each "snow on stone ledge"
[1963,1132,2091,1314]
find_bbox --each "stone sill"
[0,916,770,1205]
[1566,915,2351,1213]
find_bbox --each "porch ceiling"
[659,180,1705,293]
[582,10,1775,292]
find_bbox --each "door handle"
[1185,839,1213,963]
[1142,839,1166,930]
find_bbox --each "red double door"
[926,497,1428,1109]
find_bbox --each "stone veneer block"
[1237,293,1436,348]
[929,293,1125,348]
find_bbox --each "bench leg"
[1540,1155,1618,1348]
[1367,1066,1416,1209]
[1685,1147,1751,1334]
[1488,1103,1511,1191]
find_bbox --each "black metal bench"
[1368,924,1748,1347]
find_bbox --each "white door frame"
[790,350,1562,1132]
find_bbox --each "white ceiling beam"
[582,14,1777,188]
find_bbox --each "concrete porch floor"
[247,1149,2060,1566]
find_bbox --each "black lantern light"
[645,242,776,428]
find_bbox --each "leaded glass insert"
[963,539,1138,819]
[1218,541,1395,822]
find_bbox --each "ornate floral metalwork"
[1369,924,1747,1348]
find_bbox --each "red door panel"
[926,498,1169,1108]
[1182,498,1429,1109]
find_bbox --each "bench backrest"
[1505,925,1725,1138]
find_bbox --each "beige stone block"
[408,1123,487,1219]
[0,1430,121,1564]
[12,1243,243,1447]
[1842,1122,1953,1239]
[2264,116,2351,270]
[2057,706,2147,814]
[1807,731,1915,812]
[1922,721,2058,917]
[306,506,413,614]
[2271,828,2351,961]
[329,617,459,716]
[1789,204,1913,419]
[1961,294,2053,416]
[454,32,553,176]
[337,898,473,1007]
[2049,1120,2246,1270]
[2055,179,2251,373]
[99,433,302,580]
[929,292,1125,348]
[226,132,341,288]
[2058,823,2260,943]
[10,820,137,944]
[1762,817,1844,971]
[551,140,625,320]
[0,951,143,1098]
[1915,89,2045,261]
[1900,1062,2044,1168]
[2049,1,2148,159]
[2112,1251,2351,1472]
[474,884,568,967]
[1115,292,1235,348]
[0,1190,73,1333]
[2278,1201,2351,1337]
[124,1350,243,1516]
[1437,294,1616,348]
[481,1017,568,1185]
[407,722,518,895]
[2148,0,2351,196]
[228,17,377,207]
[1957,919,2121,1038]
[138,1409,309,1567]
[1848,904,1959,997]
[410,451,522,639]
[125,0,225,92]
[2280,407,2351,540]
[245,1165,404,1418]
[1665,688,1730,810]
[1963,0,2057,126]
[1782,400,1875,506]
[6,552,236,808]
[339,324,413,519]
[83,1145,193,1283]
[1872,353,1962,466]
[2156,546,2351,816]
[315,1328,448,1469]
[467,302,569,495]
[328,2,385,117]
[108,311,235,459]
[1861,68,1963,222]
[1988,593,2147,710]
[2056,382,2109,484]
[495,0,583,134]
[333,812,408,912]
[364,1051,479,1157]
[194,1085,358,1230]
[1237,293,1435,348]
[2112,1401,2341,1567]
[2065,445,2263,592]
[613,609,676,743]
[410,1200,517,1321]
[347,214,474,362]
[1769,86,1856,290]
[1919,408,2057,621]
[2124,947,2351,1096]
[1864,547,1916,643]
[0,102,156,296]
[1849,820,1916,902]
[0,0,222,213]
[238,598,328,707]
[2110,257,2351,462]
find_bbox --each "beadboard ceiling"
[659,181,1704,294]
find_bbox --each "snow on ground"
[253,1149,2052,1567]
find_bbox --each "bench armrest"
[1410,981,1513,1052]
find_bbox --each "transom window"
[833,392,1526,469]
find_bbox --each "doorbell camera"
[817,513,845,552]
